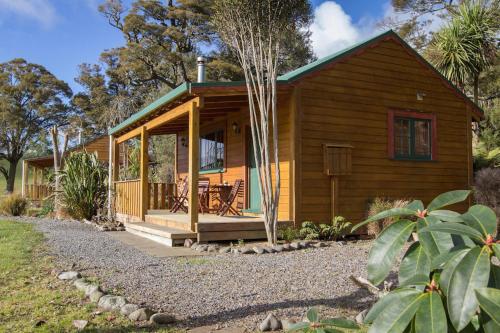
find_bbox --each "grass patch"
[0,220,182,333]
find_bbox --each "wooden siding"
[298,39,471,224]
[81,136,109,161]
[176,97,292,220]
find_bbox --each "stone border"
[186,239,335,254]
[56,271,174,326]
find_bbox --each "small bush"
[60,152,108,220]
[299,216,352,241]
[366,197,410,237]
[474,167,500,225]
[0,194,28,216]
[279,225,300,242]
[38,196,54,217]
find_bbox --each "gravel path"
[25,217,375,329]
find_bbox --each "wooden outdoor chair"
[170,177,188,213]
[198,178,210,214]
[217,179,244,216]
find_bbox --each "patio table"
[208,184,233,213]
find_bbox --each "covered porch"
[110,89,292,244]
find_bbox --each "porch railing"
[148,182,175,210]
[24,184,53,201]
[114,180,141,218]
[115,180,175,219]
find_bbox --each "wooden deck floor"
[145,210,291,242]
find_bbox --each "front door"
[247,132,262,213]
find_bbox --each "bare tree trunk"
[50,126,68,219]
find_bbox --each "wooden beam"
[290,86,302,226]
[21,160,28,197]
[466,105,473,207]
[188,99,201,232]
[140,126,149,220]
[115,97,199,144]
[113,138,120,182]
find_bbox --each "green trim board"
[109,30,483,136]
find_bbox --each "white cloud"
[0,0,57,28]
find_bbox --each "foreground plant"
[352,190,500,332]
[287,308,359,332]
[60,152,108,220]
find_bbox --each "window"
[388,110,436,160]
[200,129,224,172]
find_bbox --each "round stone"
[150,312,176,325]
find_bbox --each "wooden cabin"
[109,30,483,245]
[21,135,110,202]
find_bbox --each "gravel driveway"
[29,218,375,329]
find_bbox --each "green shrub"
[279,225,300,243]
[366,198,410,237]
[60,152,108,220]
[319,216,351,241]
[38,196,54,217]
[287,308,359,332]
[299,216,352,241]
[353,190,500,332]
[0,194,28,216]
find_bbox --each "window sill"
[199,168,225,175]
[391,157,435,162]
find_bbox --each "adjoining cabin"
[108,30,483,246]
[21,135,110,203]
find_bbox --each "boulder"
[263,246,275,253]
[89,290,105,303]
[72,320,88,330]
[150,312,176,325]
[299,241,311,248]
[84,284,100,297]
[184,239,194,248]
[196,245,208,252]
[281,319,296,331]
[57,271,81,280]
[129,308,155,321]
[120,303,140,316]
[258,313,282,331]
[272,245,284,253]
[282,243,291,251]
[240,247,253,254]
[98,295,127,311]
[252,246,265,255]
[290,242,301,250]
[207,245,218,253]
[219,247,231,254]
[313,242,327,248]
[73,279,90,292]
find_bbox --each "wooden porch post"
[188,101,200,232]
[140,126,149,220]
[21,160,28,197]
[107,134,114,220]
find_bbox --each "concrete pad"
[108,231,205,258]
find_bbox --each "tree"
[213,0,313,245]
[0,59,72,193]
[426,0,499,104]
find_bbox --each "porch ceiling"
[149,94,248,135]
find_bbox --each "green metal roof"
[109,29,482,136]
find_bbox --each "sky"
[0,0,401,93]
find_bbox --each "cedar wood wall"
[298,39,470,224]
[176,97,292,220]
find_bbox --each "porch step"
[124,222,196,247]
[145,213,192,231]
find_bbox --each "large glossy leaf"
[440,249,470,295]
[448,246,491,331]
[399,242,431,286]
[417,216,454,257]
[414,291,447,333]
[287,322,310,332]
[368,292,425,333]
[428,210,463,222]
[489,264,500,288]
[399,274,430,287]
[368,220,415,285]
[352,208,416,232]
[461,205,497,237]
[475,288,500,326]
[406,200,424,212]
[320,318,359,329]
[480,311,500,333]
[364,289,421,324]
[431,246,467,270]
[420,223,484,243]
[426,190,470,211]
[307,308,318,322]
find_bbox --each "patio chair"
[198,178,210,214]
[170,177,188,213]
[217,179,244,216]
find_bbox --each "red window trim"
[387,109,437,160]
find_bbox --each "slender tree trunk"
[5,159,20,193]
[50,126,68,219]
[473,74,479,105]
